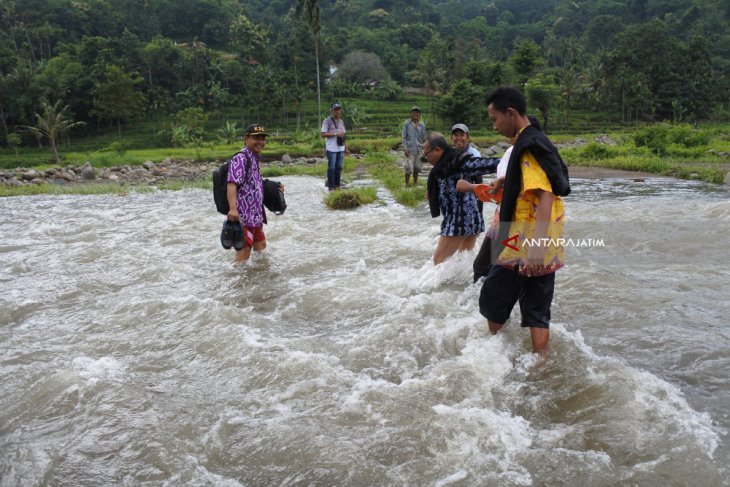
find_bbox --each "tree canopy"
[0,0,728,147]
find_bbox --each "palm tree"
[295,0,322,123]
[24,100,85,164]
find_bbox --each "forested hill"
[1,0,729,144]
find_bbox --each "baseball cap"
[451,123,469,134]
[245,124,268,136]
[331,103,342,110]
[411,106,421,112]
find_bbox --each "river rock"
[282,154,293,164]
[21,170,40,180]
[80,164,96,180]
[4,156,315,188]
[724,171,730,185]
[127,168,150,180]
[59,171,76,182]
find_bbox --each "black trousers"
[473,236,492,283]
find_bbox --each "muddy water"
[1,175,728,486]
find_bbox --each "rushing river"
[1,175,729,486]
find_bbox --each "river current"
[1,175,729,486]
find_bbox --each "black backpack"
[213,152,286,215]
[213,151,247,215]
[212,161,230,215]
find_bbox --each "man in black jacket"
[479,86,570,354]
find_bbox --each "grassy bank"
[558,125,730,184]
[2,97,728,199]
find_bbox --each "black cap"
[245,124,268,136]
[331,103,342,110]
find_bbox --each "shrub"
[632,124,670,155]
[328,78,362,98]
[580,142,618,159]
[666,124,711,147]
[372,80,403,101]
[633,123,711,156]
[216,121,239,144]
[325,189,363,209]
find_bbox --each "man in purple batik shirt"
[226,124,273,263]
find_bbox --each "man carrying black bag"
[222,124,285,264]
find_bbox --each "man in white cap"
[450,123,481,158]
[401,106,426,187]
[452,122,486,229]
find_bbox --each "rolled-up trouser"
[404,150,422,175]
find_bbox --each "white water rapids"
[1,175,729,486]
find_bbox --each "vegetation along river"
[1,175,729,486]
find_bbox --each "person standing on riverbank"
[321,103,349,191]
[226,124,280,264]
[479,87,570,354]
[402,106,426,187]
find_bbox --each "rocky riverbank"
[0,155,330,188]
[2,135,728,187]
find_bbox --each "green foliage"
[288,128,321,145]
[463,61,507,89]
[6,133,22,161]
[229,15,269,60]
[632,124,671,155]
[216,121,240,145]
[328,79,362,98]
[91,64,146,135]
[23,100,86,163]
[324,187,378,209]
[580,142,620,160]
[360,150,426,207]
[372,80,403,101]
[605,19,718,121]
[435,79,483,127]
[525,76,559,132]
[171,107,208,148]
[509,38,545,86]
[666,124,711,147]
[633,124,712,155]
[337,51,390,83]
[343,104,372,130]
[0,0,727,152]
[105,141,132,156]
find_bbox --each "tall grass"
[324,187,378,209]
[359,151,427,207]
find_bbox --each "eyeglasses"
[423,148,434,156]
